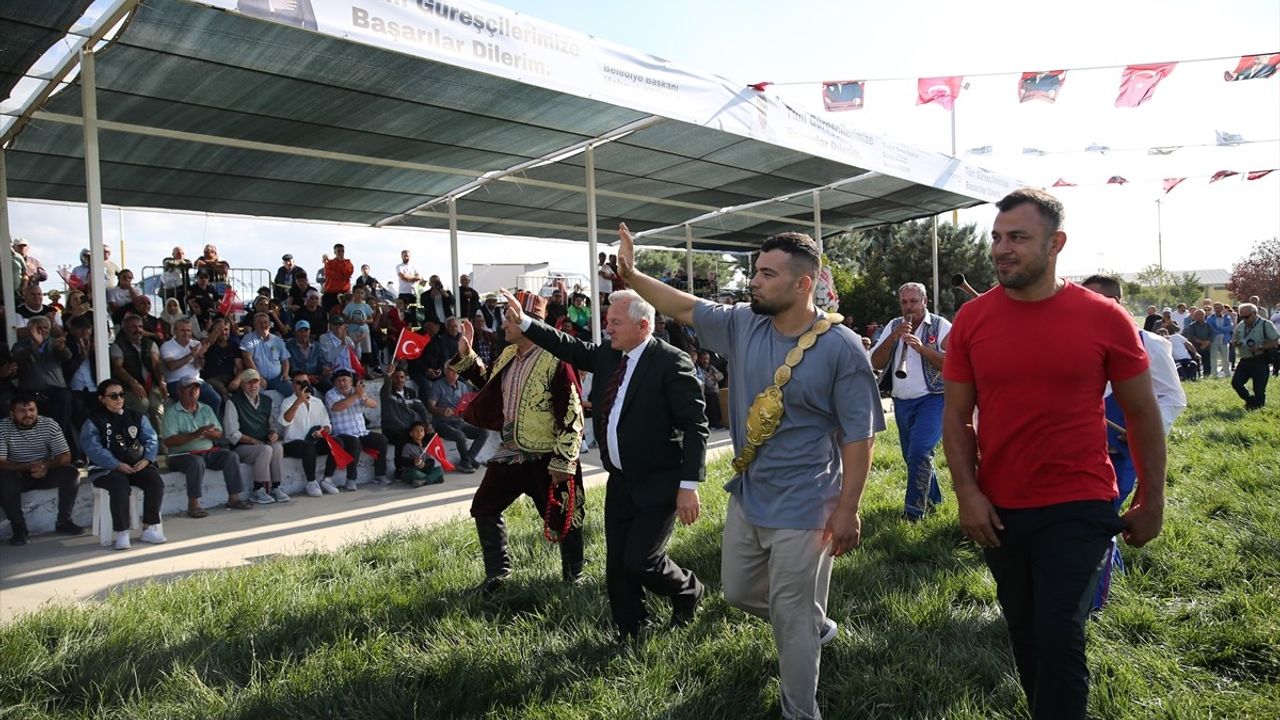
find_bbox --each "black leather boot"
[473,515,512,594]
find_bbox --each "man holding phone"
[277,369,338,497]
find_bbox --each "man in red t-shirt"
[321,243,354,315]
[942,188,1167,720]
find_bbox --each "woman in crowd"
[158,298,186,338]
[80,378,166,551]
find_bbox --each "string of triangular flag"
[965,131,1274,157]
[748,53,1279,112]
[1049,169,1275,189]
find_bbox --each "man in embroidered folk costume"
[452,290,586,594]
[617,225,884,720]
[869,282,951,522]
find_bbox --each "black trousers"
[282,438,330,479]
[702,389,723,428]
[0,466,81,533]
[436,421,487,463]
[382,428,410,470]
[604,475,700,632]
[91,467,165,532]
[983,500,1124,720]
[470,456,585,575]
[1232,355,1270,408]
[334,432,388,479]
[1198,347,1212,378]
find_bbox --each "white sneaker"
[249,488,276,504]
[305,481,322,497]
[140,525,167,544]
[319,478,340,495]
[819,618,838,646]
[113,531,131,551]
[270,487,291,503]
[374,476,393,486]
[344,479,359,491]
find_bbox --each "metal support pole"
[82,50,111,382]
[118,208,126,268]
[950,107,959,227]
[0,151,17,347]
[685,225,694,294]
[448,198,460,314]
[812,190,823,256]
[1155,198,1163,269]
[931,215,940,308]
[585,145,601,345]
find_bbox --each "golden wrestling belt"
[732,312,843,475]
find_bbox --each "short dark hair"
[68,315,92,331]
[96,378,123,396]
[10,390,39,409]
[408,421,429,435]
[1080,274,1123,298]
[995,188,1065,234]
[758,231,820,278]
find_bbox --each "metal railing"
[139,265,271,316]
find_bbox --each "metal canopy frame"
[2,0,1012,350]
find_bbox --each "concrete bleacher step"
[0,383,496,540]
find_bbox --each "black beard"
[749,298,777,316]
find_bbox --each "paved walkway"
[0,432,734,624]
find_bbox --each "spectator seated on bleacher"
[427,365,488,474]
[286,320,330,392]
[187,270,219,316]
[162,376,252,518]
[399,421,444,487]
[110,314,167,428]
[80,379,165,551]
[277,369,339,497]
[224,369,289,505]
[379,366,431,478]
[194,244,230,285]
[239,312,293,397]
[323,370,390,491]
[106,269,142,324]
[0,391,83,546]
[160,317,222,413]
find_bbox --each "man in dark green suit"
[502,288,709,641]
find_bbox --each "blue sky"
[7,0,1279,289]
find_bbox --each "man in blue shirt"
[1206,302,1235,378]
[239,312,291,396]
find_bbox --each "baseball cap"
[282,253,293,261]
[331,369,353,380]
[294,319,311,330]
[238,369,262,383]
[180,376,205,387]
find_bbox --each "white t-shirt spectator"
[106,285,140,310]
[160,337,202,385]
[597,262,614,294]
[396,263,419,295]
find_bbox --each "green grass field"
[1,381,1277,719]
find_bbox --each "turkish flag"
[321,429,355,469]
[1209,170,1239,183]
[348,346,365,378]
[1116,63,1176,107]
[1051,178,1076,187]
[1246,169,1275,181]
[425,434,456,472]
[1106,176,1129,185]
[217,287,237,316]
[917,77,963,109]
[1162,178,1185,194]
[394,328,431,360]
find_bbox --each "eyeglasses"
[293,380,308,386]
[103,392,126,399]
